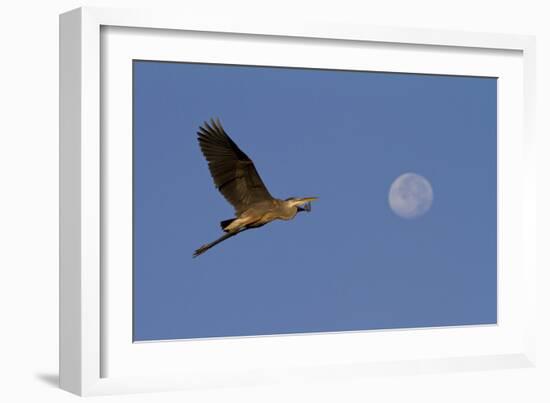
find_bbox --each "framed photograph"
[59,7,537,396]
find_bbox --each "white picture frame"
[59,6,537,396]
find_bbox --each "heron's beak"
[299,197,318,203]
[294,197,318,210]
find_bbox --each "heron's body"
[193,119,317,257]
[223,199,299,232]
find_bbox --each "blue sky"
[133,61,497,341]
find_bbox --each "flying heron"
[193,118,317,257]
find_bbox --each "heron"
[193,118,317,257]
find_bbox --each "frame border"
[59,6,537,396]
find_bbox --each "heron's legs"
[193,227,251,258]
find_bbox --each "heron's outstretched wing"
[197,119,273,214]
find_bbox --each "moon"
[388,173,433,219]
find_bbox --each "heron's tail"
[220,218,236,232]
[193,229,245,258]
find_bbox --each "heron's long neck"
[278,200,298,220]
